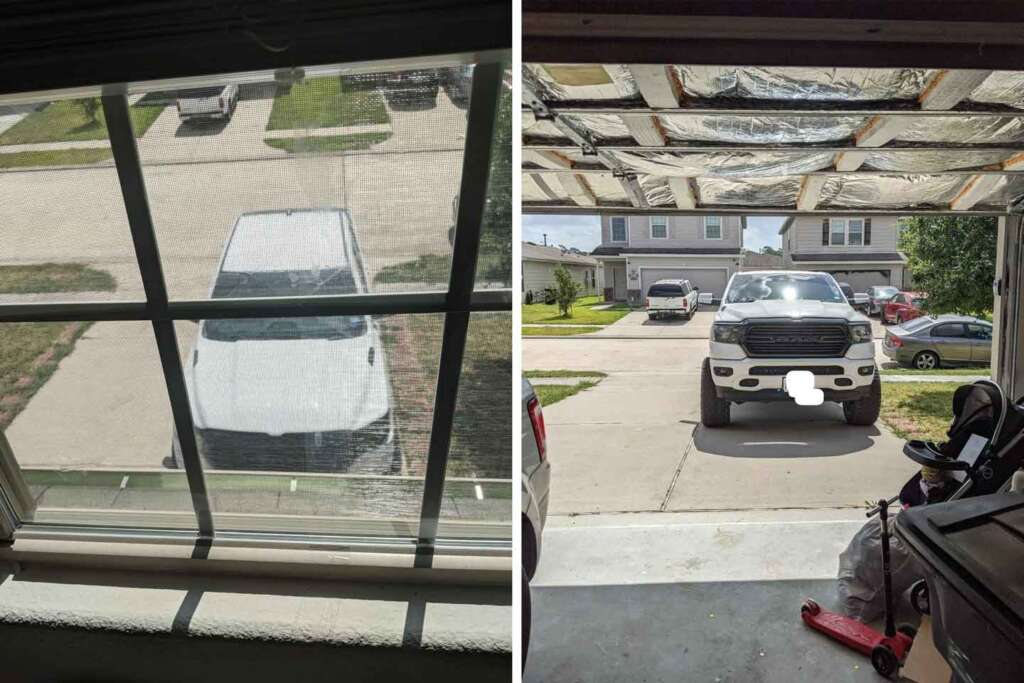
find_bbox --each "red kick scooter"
[800,499,916,678]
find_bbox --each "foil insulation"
[671,66,935,101]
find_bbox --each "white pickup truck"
[176,84,239,124]
[700,270,880,427]
[645,279,699,320]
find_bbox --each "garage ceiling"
[522,63,1024,215]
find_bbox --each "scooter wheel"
[910,580,930,616]
[800,599,820,616]
[871,644,899,678]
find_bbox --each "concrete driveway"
[525,336,918,515]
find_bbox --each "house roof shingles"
[522,241,598,266]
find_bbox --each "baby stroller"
[892,379,1024,511]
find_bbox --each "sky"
[522,214,788,252]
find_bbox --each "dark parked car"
[883,291,927,325]
[382,69,440,110]
[882,315,992,369]
[866,285,900,316]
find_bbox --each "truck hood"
[715,300,867,323]
[187,333,390,434]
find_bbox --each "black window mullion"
[101,93,214,540]
[414,61,503,565]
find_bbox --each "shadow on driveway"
[175,119,230,137]
[693,402,881,459]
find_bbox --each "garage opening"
[521,5,1024,681]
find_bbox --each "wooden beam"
[622,115,666,146]
[523,149,574,169]
[834,151,868,172]
[524,173,562,201]
[627,65,682,108]
[667,177,696,209]
[919,69,992,110]
[950,152,1024,211]
[796,176,828,211]
[842,68,992,170]
[557,173,597,206]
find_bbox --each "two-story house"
[593,215,745,305]
[779,215,909,292]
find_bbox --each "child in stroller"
[896,379,1024,509]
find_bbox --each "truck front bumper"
[709,342,876,402]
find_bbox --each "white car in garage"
[645,279,699,320]
[171,209,398,474]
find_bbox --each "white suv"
[171,209,398,473]
[700,271,880,427]
[645,278,699,320]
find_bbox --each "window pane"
[611,217,627,241]
[438,311,511,541]
[830,219,845,245]
[1,321,195,529]
[0,95,146,303]
[174,313,443,534]
[848,219,864,246]
[651,217,667,238]
[476,66,512,290]
[705,217,722,239]
[130,61,472,300]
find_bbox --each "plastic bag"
[837,514,924,624]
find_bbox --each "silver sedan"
[882,315,992,369]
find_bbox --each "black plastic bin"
[895,493,1024,683]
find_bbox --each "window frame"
[829,218,847,246]
[649,216,668,240]
[0,59,512,566]
[847,219,864,246]
[703,216,723,240]
[610,216,628,242]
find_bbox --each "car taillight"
[890,335,903,348]
[527,396,546,462]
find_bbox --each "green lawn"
[0,98,164,145]
[266,77,389,130]
[0,322,91,429]
[264,132,391,153]
[880,382,958,443]
[880,367,990,376]
[525,370,607,379]
[374,254,450,286]
[523,295,630,326]
[0,263,116,294]
[522,326,597,336]
[0,148,113,170]
[535,381,598,407]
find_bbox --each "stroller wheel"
[910,580,930,616]
[871,644,899,678]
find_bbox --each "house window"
[0,58,512,556]
[650,216,668,239]
[830,218,846,246]
[611,216,627,242]
[848,219,864,246]
[704,216,722,240]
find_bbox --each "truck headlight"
[849,323,872,344]
[712,323,742,344]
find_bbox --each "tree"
[77,98,100,126]
[553,264,582,317]
[760,246,782,257]
[899,215,996,316]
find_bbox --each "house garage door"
[640,267,729,300]
[827,270,891,293]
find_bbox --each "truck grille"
[749,365,844,376]
[742,322,850,358]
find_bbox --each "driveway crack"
[660,430,695,511]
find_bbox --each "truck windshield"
[204,315,367,341]
[724,273,845,304]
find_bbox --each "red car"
[883,291,927,325]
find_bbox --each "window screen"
[0,56,511,554]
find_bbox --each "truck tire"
[700,358,731,427]
[843,372,881,426]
